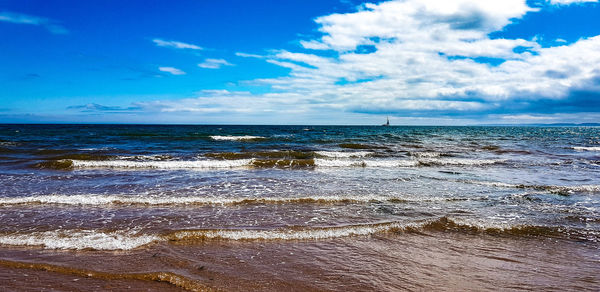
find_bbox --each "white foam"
[315,151,373,158]
[314,159,419,168]
[573,146,600,151]
[566,185,600,192]
[0,230,158,250]
[70,159,253,169]
[116,154,173,161]
[314,158,501,168]
[210,135,264,141]
[465,180,600,194]
[0,194,404,206]
[0,141,18,146]
[170,222,405,241]
[467,181,520,188]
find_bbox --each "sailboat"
[382,116,390,126]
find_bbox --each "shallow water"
[0,125,599,290]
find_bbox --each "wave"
[314,158,504,168]
[314,159,418,168]
[572,146,600,151]
[0,141,19,147]
[209,135,265,141]
[157,217,591,242]
[0,230,158,250]
[165,217,587,242]
[206,150,314,160]
[35,157,506,170]
[250,159,315,168]
[0,194,409,207]
[418,217,567,238]
[465,180,600,195]
[0,217,592,251]
[69,159,253,169]
[166,222,405,241]
[116,154,174,161]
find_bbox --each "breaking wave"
[250,159,315,168]
[209,135,265,141]
[166,222,405,241]
[314,158,504,168]
[0,230,158,250]
[314,159,418,168]
[69,159,253,169]
[34,156,506,170]
[205,150,314,160]
[572,146,600,151]
[0,217,593,251]
[0,194,409,207]
[465,180,600,195]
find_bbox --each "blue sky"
[1,0,599,125]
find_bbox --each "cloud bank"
[99,0,600,124]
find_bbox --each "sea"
[0,124,598,291]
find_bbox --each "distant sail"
[382,116,390,126]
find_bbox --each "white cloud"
[198,58,234,69]
[0,11,68,34]
[152,39,202,50]
[136,0,600,124]
[159,67,186,75]
[244,0,600,113]
[235,52,265,58]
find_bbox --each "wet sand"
[1,232,598,291]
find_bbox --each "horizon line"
[1,122,599,127]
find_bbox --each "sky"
[1,0,600,125]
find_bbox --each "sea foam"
[464,180,600,194]
[0,194,403,206]
[572,146,600,151]
[70,159,253,169]
[0,217,590,250]
[167,222,405,241]
[314,158,503,168]
[0,230,158,250]
[210,135,264,141]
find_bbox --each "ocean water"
[0,124,599,291]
